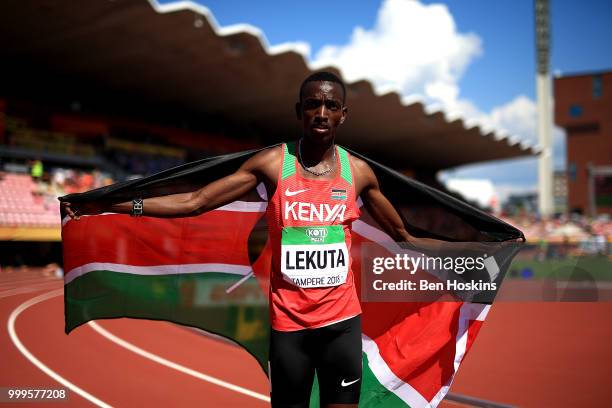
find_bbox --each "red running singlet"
[265,141,362,331]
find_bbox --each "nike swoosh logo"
[341,378,360,387]
[285,188,309,197]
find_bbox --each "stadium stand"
[0,172,59,228]
[502,214,611,252]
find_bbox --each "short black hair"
[299,71,346,103]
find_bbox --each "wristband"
[131,198,144,217]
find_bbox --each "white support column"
[537,73,554,217]
[535,0,554,218]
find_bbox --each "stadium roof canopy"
[0,0,539,170]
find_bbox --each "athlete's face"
[296,81,347,145]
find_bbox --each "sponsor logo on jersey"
[305,227,328,243]
[285,187,309,197]
[331,188,347,200]
[284,201,346,222]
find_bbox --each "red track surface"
[447,301,612,407]
[3,270,611,407]
[2,270,269,407]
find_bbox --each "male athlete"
[63,72,443,408]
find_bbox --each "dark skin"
[62,81,485,408]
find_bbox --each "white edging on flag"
[256,182,268,201]
[362,304,491,408]
[461,303,490,322]
[362,334,431,408]
[352,220,401,254]
[217,200,267,212]
[429,303,490,407]
[7,289,113,408]
[88,321,270,403]
[64,262,253,285]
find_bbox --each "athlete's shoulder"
[348,154,373,176]
[246,144,283,167]
[347,152,377,193]
[241,144,283,185]
[254,144,283,159]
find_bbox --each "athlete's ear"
[340,106,348,124]
[295,102,302,120]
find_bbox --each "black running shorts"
[269,315,362,408]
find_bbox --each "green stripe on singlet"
[282,225,345,245]
[284,141,352,184]
[281,142,297,179]
[336,145,353,185]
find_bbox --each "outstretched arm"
[354,157,522,250]
[63,146,280,219]
[354,157,446,251]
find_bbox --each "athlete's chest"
[280,180,351,224]
[266,142,358,227]
[275,179,354,288]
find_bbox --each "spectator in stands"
[80,171,94,191]
[52,168,67,187]
[42,262,63,278]
[30,159,43,180]
[92,168,104,189]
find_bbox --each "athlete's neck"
[299,137,335,168]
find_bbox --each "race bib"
[280,225,349,288]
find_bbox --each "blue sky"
[162,0,612,198]
[429,0,612,110]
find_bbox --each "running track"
[3,270,611,407]
[2,270,269,407]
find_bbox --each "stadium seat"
[0,172,60,228]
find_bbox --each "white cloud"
[305,0,566,193]
[311,0,482,104]
[440,96,565,193]
[478,95,565,167]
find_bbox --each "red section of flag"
[62,210,263,272]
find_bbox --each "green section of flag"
[281,225,345,245]
[309,352,410,407]
[65,270,270,371]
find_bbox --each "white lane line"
[89,321,270,403]
[0,282,63,299]
[2,281,61,293]
[7,289,113,408]
[0,276,59,289]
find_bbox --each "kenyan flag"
[62,201,272,366]
[61,144,523,407]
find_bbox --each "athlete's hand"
[61,201,107,220]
